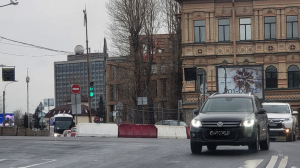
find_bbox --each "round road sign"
[71,84,81,94]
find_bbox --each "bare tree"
[161,0,182,116]
[14,108,24,127]
[107,0,161,124]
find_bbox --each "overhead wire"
[0,35,74,54]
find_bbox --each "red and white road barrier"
[73,123,191,139]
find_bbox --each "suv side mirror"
[258,108,266,114]
[293,111,298,115]
[193,109,199,115]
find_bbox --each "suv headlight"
[284,118,293,121]
[191,119,202,128]
[242,119,255,127]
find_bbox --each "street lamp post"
[0,0,18,8]
[3,80,17,127]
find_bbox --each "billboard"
[216,65,264,100]
[0,114,15,126]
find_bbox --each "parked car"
[262,102,298,141]
[70,127,76,137]
[155,120,187,126]
[190,93,269,154]
[63,130,71,137]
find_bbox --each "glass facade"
[54,60,105,110]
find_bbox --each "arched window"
[288,65,300,88]
[265,66,277,88]
[197,69,206,92]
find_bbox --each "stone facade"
[177,0,300,122]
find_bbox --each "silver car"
[262,102,298,141]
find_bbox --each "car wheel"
[286,133,293,142]
[249,128,259,153]
[191,141,202,154]
[260,131,270,150]
[207,145,217,151]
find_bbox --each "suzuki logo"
[217,122,223,127]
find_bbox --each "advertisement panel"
[0,113,15,126]
[216,65,264,100]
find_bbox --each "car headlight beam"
[191,119,202,128]
[243,119,254,127]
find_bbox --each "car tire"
[286,133,293,142]
[191,141,202,154]
[249,128,259,153]
[260,131,270,150]
[207,145,217,151]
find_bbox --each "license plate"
[209,130,230,136]
[269,123,277,126]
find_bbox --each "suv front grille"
[202,121,240,128]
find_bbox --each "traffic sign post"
[71,84,81,125]
[71,84,81,94]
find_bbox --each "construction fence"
[0,127,49,136]
[110,107,190,125]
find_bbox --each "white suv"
[262,102,298,141]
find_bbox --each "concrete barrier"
[186,126,190,139]
[26,129,36,136]
[118,124,157,138]
[76,123,118,137]
[17,128,26,136]
[156,125,187,139]
[2,127,17,136]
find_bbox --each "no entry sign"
[71,84,81,94]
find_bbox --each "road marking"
[291,166,297,168]
[266,155,278,168]
[0,159,7,162]
[278,156,288,168]
[240,159,263,168]
[18,159,56,168]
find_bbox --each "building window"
[151,64,157,74]
[287,16,298,39]
[265,66,277,88]
[161,63,165,74]
[194,20,205,42]
[265,17,276,39]
[218,19,230,42]
[240,18,251,40]
[288,65,299,88]
[196,68,206,92]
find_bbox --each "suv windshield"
[202,98,253,112]
[262,105,290,113]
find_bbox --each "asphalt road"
[0,136,299,168]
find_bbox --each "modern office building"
[54,49,107,110]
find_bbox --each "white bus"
[50,114,75,137]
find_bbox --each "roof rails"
[210,92,221,97]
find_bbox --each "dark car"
[190,93,269,154]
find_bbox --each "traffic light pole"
[3,91,5,127]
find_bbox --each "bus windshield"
[55,120,72,130]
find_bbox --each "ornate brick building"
[176,0,300,123]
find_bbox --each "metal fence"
[112,107,187,125]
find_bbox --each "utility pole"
[26,68,30,128]
[3,90,5,127]
[83,6,92,123]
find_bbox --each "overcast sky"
[0,0,110,113]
